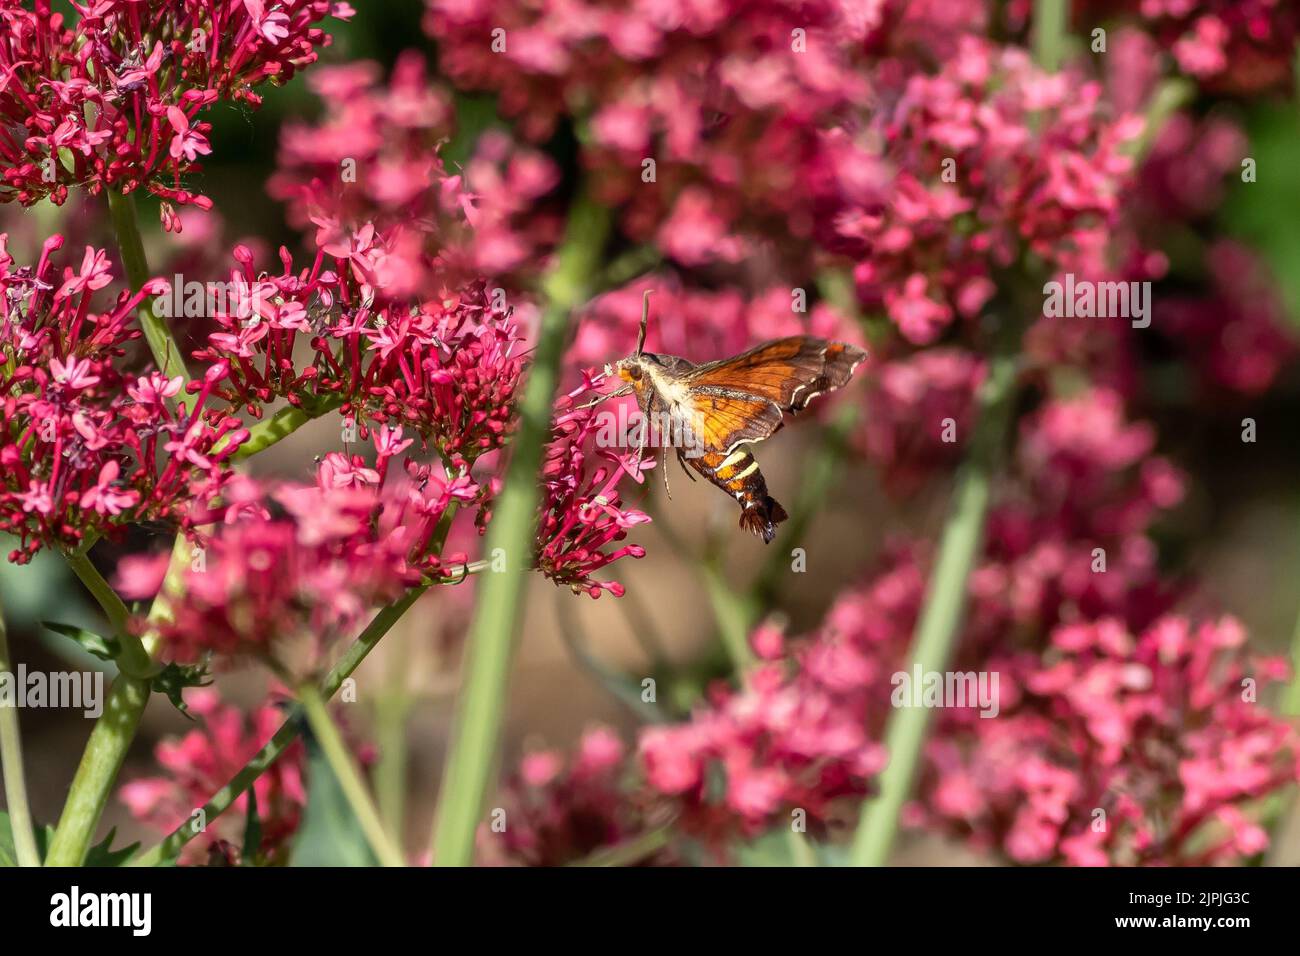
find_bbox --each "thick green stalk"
[105,190,189,385]
[1282,519,1300,716]
[42,673,152,866]
[431,192,611,867]
[130,584,429,867]
[849,340,1019,867]
[299,683,405,867]
[374,636,411,843]
[1032,0,1070,72]
[702,558,756,669]
[0,593,41,867]
[43,537,184,866]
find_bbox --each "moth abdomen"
[686,447,789,544]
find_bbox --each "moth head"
[614,355,646,384]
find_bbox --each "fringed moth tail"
[739,495,789,544]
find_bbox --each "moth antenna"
[636,289,652,356]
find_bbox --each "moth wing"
[681,392,785,454]
[686,337,866,412]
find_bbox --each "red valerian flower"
[193,241,526,463]
[833,37,1144,343]
[0,0,351,224]
[428,0,870,277]
[478,725,671,866]
[118,687,307,866]
[155,445,473,669]
[536,373,651,598]
[858,348,985,494]
[1078,0,1300,93]
[269,53,560,290]
[0,233,245,562]
[914,615,1299,866]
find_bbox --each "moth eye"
[627,366,642,380]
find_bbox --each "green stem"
[61,547,152,678]
[702,556,756,670]
[0,592,42,867]
[42,673,152,866]
[105,189,190,386]
[431,191,612,867]
[43,536,185,866]
[849,333,1019,867]
[1032,0,1070,72]
[298,683,405,867]
[752,402,860,614]
[230,397,344,460]
[1264,517,1300,862]
[374,635,411,843]
[130,584,429,867]
[1281,537,1300,716]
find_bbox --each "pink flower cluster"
[192,247,525,462]
[119,687,307,865]
[846,38,1143,343]
[0,1,351,226]
[916,614,1297,865]
[476,725,666,866]
[430,5,1145,345]
[536,374,651,598]
[158,437,480,669]
[1096,0,1300,92]
[1156,240,1296,395]
[427,0,869,277]
[858,348,985,493]
[640,648,888,842]
[268,53,560,288]
[0,233,244,562]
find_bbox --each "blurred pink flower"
[119,688,307,866]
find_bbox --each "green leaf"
[150,661,213,717]
[290,743,376,867]
[42,621,120,663]
[0,810,55,866]
[83,827,140,867]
